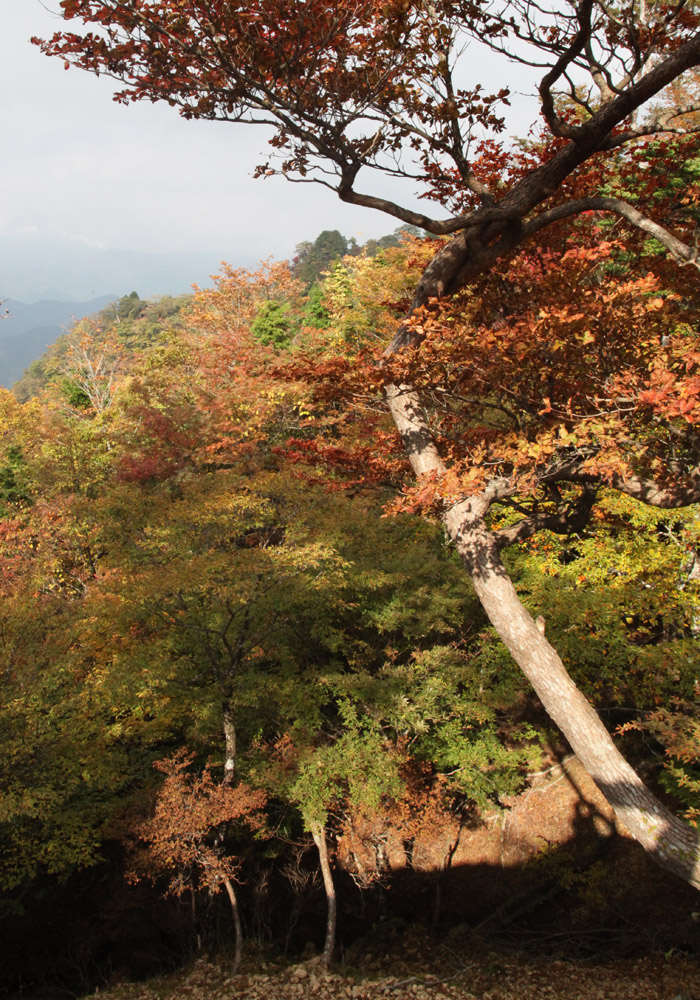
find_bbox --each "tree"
[292,230,352,286]
[250,299,295,348]
[187,258,302,339]
[37,0,700,886]
[126,751,266,972]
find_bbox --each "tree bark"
[386,386,700,890]
[310,823,337,968]
[222,876,244,973]
[222,701,236,786]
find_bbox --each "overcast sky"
[3,0,414,265]
[3,1,541,282]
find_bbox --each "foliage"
[623,700,700,825]
[126,750,266,896]
[293,230,355,287]
[0,444,30,513]
[11,0,700,941]
[302,284,330,330]
[188,258,302,338]
[12,293,191,402]
[251,300,295,349]
[506,493,700,711]
[1,310,528,905]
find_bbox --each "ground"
[85,930,699,1000]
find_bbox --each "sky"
[3,1,540,299]
[3,0,410,266]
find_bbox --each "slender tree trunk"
[432,827,462,931]
[222,701,236,786]
[386,385,700,890]
[222,876,244,973]
[310,823,337,968]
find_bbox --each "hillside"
[2,235,700,999]
[9,292,191,398]
[4,227,412,393]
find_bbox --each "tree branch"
[555,469,700,508]
[493,488,598,549]
[538,0,596,138]
[522,195,700,269]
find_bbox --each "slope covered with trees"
[34,0,700,889]
[1,226,699,992]
[1,0,700,990]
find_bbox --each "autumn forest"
[4,0,700,996]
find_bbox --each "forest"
[3,0,700,997]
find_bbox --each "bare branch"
[537,0,596,136]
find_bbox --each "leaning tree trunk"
[310,823,337,968]
[222,876,244,973]
[387,385,700,889]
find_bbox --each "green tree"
[302,284,330,330]
[250,300,295,349]
[293,231,351,286]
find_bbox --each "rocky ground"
[86,930,699,1000]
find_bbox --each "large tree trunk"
[387,385,700,889]
[310,823,337,968]
[448,502,700,888]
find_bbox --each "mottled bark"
[222,701,236,786]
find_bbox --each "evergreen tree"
[250,300,295,348]
[293,230,350,286]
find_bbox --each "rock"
[294,966,309,980]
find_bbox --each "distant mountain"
[0,327,68,391]
[0,239,252,385]
[0,296,117,340]
[0,296,117,389]
[0,239,251,303]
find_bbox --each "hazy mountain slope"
[1,296,116,338]
[0,296,117,389]
[0,327,67,389]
